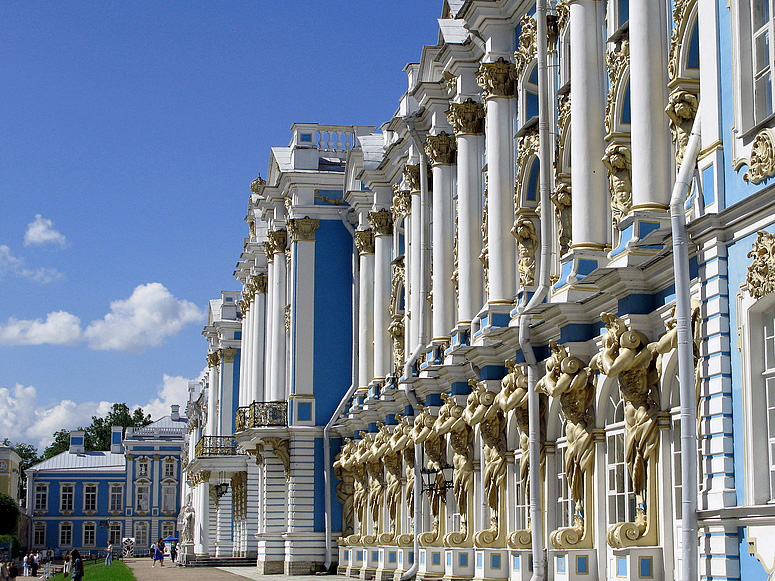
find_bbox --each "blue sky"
[0,1,442,450]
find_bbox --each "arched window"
[605,386,635,526]
[555,414,573,530]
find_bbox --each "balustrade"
[235,401,288,431]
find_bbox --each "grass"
[54,559,135,581]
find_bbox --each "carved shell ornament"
[743,130,775,185]
[747,231,775,299]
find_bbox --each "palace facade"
[180,1,775,579]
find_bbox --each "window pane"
[753,0,771,30]
[755,30,771,76]
[755,72,774,121]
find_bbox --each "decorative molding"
[263,438,290,481]
[368,209,393,236]
[391,184,412,218]
[314,192,347,205]
[668,0,697,84]
[389,258,405,373]
[481,177,489,296]
[476,57,517,100]
[513,216,539,287]
[263,241,274,263]
[514,14,537,78]
[747,231,775,299]
[288,217,320,242]
[602,143,633,227]
[250,175,265,195]
[514,125,540,207]
[556,0,570,31]
[743,130,775,185]
[604,33,630,136]
[206,352,220,368]
[354,229,375,255]
[424,132,457,166]
[446,99,485,136]
[267,229,288,254]
[666,89,699,167]
[551,182,572,256]
[557,91,571,168]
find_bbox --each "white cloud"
[0,311,83,346]
[24,214,66,247]
[0,244,63,284]
[140,372,204,421]
[84,283,205,353]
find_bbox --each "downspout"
[517,2,552,580]
[324,210,359,571]
[669,112,702,581]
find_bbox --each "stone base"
[345,547,365,577]
[473,548,509,581]
[392,548,416,581]
[443,548,474,580]
[608,547,663,581]
[256,559,285,575]
[418,547,445,580]
[472,302,514,344]
[507,550,532,581]
[374,547,401,581]
[359,546,380,579]
[550,549,597,580]
[285,560,320,575]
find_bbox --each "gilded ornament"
[514,14,537,78]
[551,182,572,256]
[288,216,320,242]
[604,34,630,136]
[481,177,489,297]
[424,132,457,166]
[254,273,268,294]
[746,231,775,299]
[354,229,375,255]
[250,175,265,195]
[314,192,347,205]
[557,91,571,169]
[206,352,220,368]
[602,143,633,227]
[368,209,393,236]
[284,304,291,332]
[267,229,287,254]
[556,0,570,31]
[513,216,539,287]
[263,241,274,263]
[389,258,405,372]
[403,164,423,192]
[412,407,447,547]
[514,125,540,207]
[446,99,485,136]
[248,220,256,238]
[476,57,517,100]
[391,184,412,217]
[263,437,291,481]
[666,89,699,167]
[668,0,697,84]
[221,348,237,363]
[743,130,775,185]
[333,444,355,538]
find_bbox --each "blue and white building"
[26,408,187,553]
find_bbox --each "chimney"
[110,426,124,454]
[171,405,180,421]
[69,431,85,454]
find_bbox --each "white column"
[264,254,275,401]
[629,0,672,209]
[194,478,210,556]
[448,100,485,323]
[368,210,393,380]
[570,0,608,247]
[269,230,287,402]
[220,349,236,435]
[239,294,251,407]
[207,355,219,437]
[251,276,267,403]
[477,57,517,303]
[355,230,375,387]
[425,132,456,339]
[406,165,423,347]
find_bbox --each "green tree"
[42,429,73,460]
[2,440,40,500]
[0,493,19,535]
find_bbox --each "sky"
[0,1,442,451]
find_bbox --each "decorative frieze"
[666,89,699,167]
[476,57,517,100]
[424,132,457,166]
[446,99,485,136]
[602,143,633,227]
[747,231,775,299]
[288,217,320,242]
[743,130,775,185]
[354,229,375,255]
[367,208,393,236]
[514,14,537,78]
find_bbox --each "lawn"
[54,559,135,581]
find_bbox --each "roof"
[271,147,293,172]
[30,451,125,473]
[143,414,188,430]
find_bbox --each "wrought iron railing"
[235,401,288,431]
[195,436,237,457]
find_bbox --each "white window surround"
[136,482,150,513]
[59,521,73,547]
[137,459,150,479]
[135,521,149,549]
[109,484,123,512]
[83,521,96,547]
[33,522,46,547]
[84,483,98,513]
[34,483,48,512]
[60,483,74,513]
[163,460,175,479]
[109,522,122,545]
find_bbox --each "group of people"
[0,550,83,581]
[151,538,177,566]
[62,550,84,579]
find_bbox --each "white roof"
[30,451,124,473]
[439,18,468,44]
[271,147,293,172]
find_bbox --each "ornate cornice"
[424,132,457,166]
[743,130,775,185]
[207,352,220,368]
[354,229,375,255]
[391,184,412,217]
[747,231,775,299]
[267,229,287,254]
[446,98,485,136]
[476,57,517,100]
[288,217,320,242]
[368,209,393,236]
[514,14,537,78]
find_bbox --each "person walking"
[69,550,83,581]
[169,541,177,564]
[105,541,113,566]
[152,539,164,567]
[63,552,70,576]
[7,562,17,581]
[21,555,27,578]
[28,555,36,579]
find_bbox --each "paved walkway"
[124,559,350,581]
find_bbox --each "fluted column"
[477,58,517,303]
[268,229,287,402]
[570,0,608,248]
[629,0,672,209]
[206,352,220,436]
[405,165,423,347]
[239,287,253,407]
[425,132,457,340]
[355,229,375,387]
[368,209,393,380]
[219,348,237,435]
[251,274,267,403]
[447,99,485,323]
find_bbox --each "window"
[84,484,97,512]
[161,521,175,540]
[109,484,123,512]
[33,522,46,547]
[109,522,122,545]
[514,454,528,531]
[34,484,48,512]
[764,310,775,497]
[83,522,96,547]
[134,521,149,550]
[606,388,636,525]
[136,484,150,512]
[60,484,74,512]
[164,460,175,479]
[556,434,573,530]
[752,0,774,123]
[162,485,176,513]
[138,460,149,478]
[59,522,72,547]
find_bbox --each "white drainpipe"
[323,210,359,571]
[669,112,702,581]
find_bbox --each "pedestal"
[180,541,194,564]
[507,550,532,581]
[391,548,416,581]
[443,548,474,580]
[608,547,663,581]
[360,547,379,580]
[474,548,509,581]
[550,549,597,580]
[418,547,445,581]
[471,303,513,344]
[339,546,351,576]
[375,547,400,581]
[345,547,365,577]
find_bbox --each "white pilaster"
[356,230,375,387]
[369,210,393,380]
[207,359,219,437]
[269,230,288,402]
[194,479,210,556]
[251,280,267,403]
[220,349,236,436]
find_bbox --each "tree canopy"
[0,493,19,535]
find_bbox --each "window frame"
[34,483,48,512]
[135,482,151,513]
[83,521,97,547]
[60,483,74,513]
[83,483,98,513]
[109,522,122,545]
[109,483,123,513]
[59,521,73,548]
[33,522,46,547]
[162,484,176,513]
[605,388,636,526]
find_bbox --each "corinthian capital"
[354,229,375,255]
[207,352,220,368]
[403,164,422,192]
[424,132,457,166]
[368,209,394,236]
[446,99,485,135]
[288,217,321,242]
[391,184,412,218]
[268,229,287,254]
[476,57,517,100]
[253,273,268,294]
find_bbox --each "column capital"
[253,273,268,294]
[220,348,237,363]
[288,216,321,242]
[263,241,274,263]
[207,352,220,367]
[267,229,287,254]
[476,57,517,100]
[368,209,394,236]
[403,164,422,192]
[446,98,485,135]
[391,184,412,218]
[354,229,375,255]
[424,132,457,166]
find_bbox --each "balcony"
[195,436,237,457]
[235,401,288,431]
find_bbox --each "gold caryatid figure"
[381,415,414,546]
[341,435,371,546]
[433,393,474,547]
[333,439,356,540]
[361,428,388,546]
[591,313,660,548]
[411,405,447,547]
[537,342,595,549]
